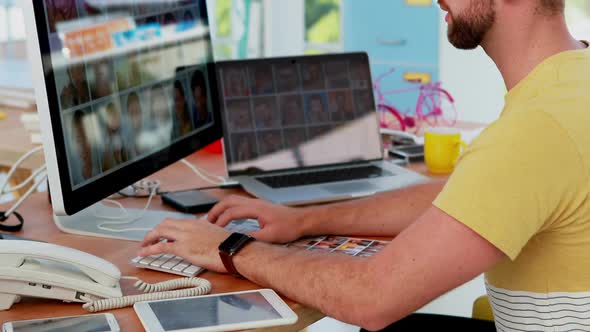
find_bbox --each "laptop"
[216,52,429,205]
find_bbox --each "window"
[212,0,233,59]
[304,0,342,54]
[566,0,590,39]
[8,6,25,40]
[0,6,7,42]
[0,2,25,43]
[209,0,265,60]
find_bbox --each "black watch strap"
[218,233,254,278]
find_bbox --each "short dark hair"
[191,70,207,93]
[127,92,139,107]
[73,109,85,125]
[164,13,176,24]
[174,80,184,96]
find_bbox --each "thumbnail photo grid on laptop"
[217,59,375,166]
[228,219,388,257]
[286,236,389,258]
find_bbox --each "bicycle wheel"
[378,104,406,131]
[417,87,457,128]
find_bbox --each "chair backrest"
[472,295,494,321]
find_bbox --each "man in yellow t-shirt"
[139,0,590,331]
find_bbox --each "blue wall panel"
[343,0,440,117]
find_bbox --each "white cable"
[0,146,44,195]
[181,158,224,184]
[180,159,227,185]
[82,276,212,312]
[0,146,46,225]
[184,160,226,183]
[4,173,47,218]
[95,181,160,233]
[6,166,47,193]
[100,199,130,219]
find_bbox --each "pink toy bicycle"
[374,68,457,134]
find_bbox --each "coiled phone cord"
[82,277,212,312]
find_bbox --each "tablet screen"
[10,315,110,332]
[148,292,282,330]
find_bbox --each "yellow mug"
[424,127,466,174]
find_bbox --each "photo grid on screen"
[218,58,375,165]
[43,0,216,189]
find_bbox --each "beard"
[447,0,496,49]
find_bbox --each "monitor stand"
[53,203,194,241]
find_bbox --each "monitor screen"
[216,53,383,176]
[32,0,221,214]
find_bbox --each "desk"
[0,139,479,330]
[0,150,325,332]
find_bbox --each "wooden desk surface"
[0,140,454,330]
[0,150,326,331]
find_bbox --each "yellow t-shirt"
[434,46,590,331]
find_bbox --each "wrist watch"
[218,232,254,278]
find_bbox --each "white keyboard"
[130,219,260,277]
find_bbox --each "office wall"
[438,14,505,125]
[438,3,590,125]
[262,0,305,57]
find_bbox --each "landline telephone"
[0,240,211,312]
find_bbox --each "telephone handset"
[0,240,211,312]
[0,240,122,310]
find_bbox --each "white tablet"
[133,289,298,332]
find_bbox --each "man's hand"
[207,195,306,243]
[138,219,231,273]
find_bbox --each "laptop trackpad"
[323,182,377,194]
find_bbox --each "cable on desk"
[116,182,242,199]
[0,146,47,232]
[180,158,230,186]
[115,158,241,199]
[96,181,161,233]
[0,211,24,232]
[97,173,241,233]
[82,276,212,312]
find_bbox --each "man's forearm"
[234,242,406,330]
[298,180,445,237]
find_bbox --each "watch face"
[219,233,253,254]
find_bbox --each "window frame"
[0,1,25,43]
[208,0,266,60]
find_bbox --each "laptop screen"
[217,53,383,176]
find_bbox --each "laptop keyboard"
[256,165,393,189]
[130,219,260,277]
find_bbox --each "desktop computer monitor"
[21,0,222,239]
